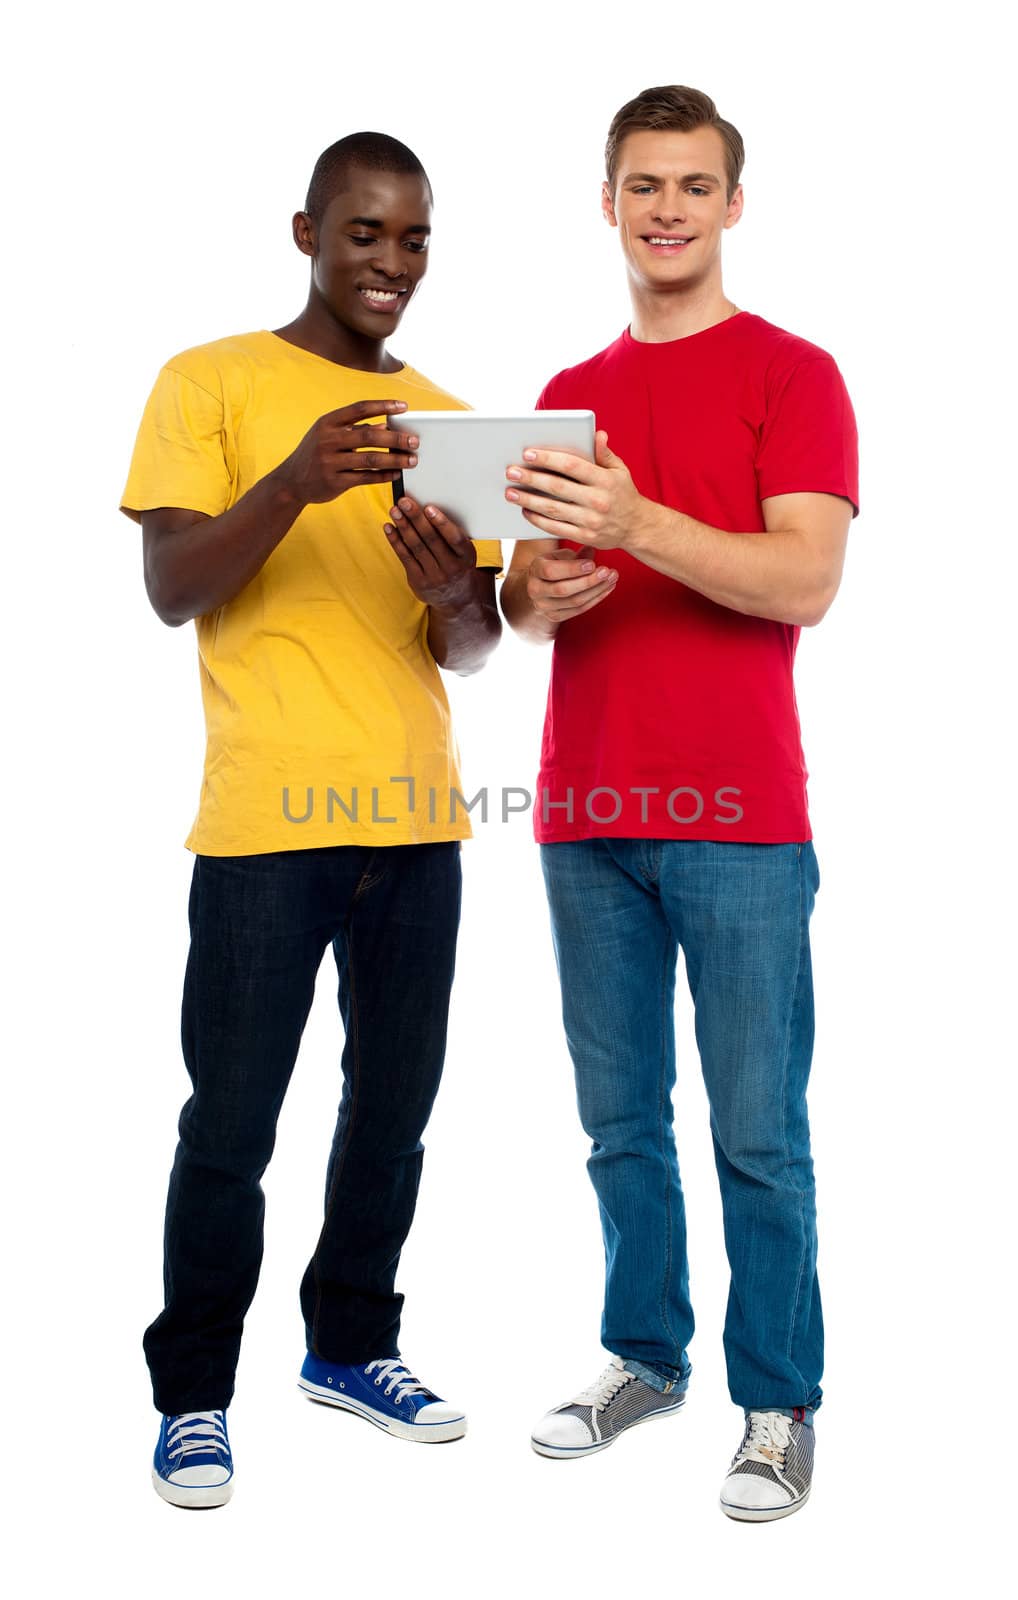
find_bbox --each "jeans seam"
[180,857,204,1150]
[656,926,680,1364]
[311,922,363,1351]
[187,857,202,1069]
[784,847,810,1367]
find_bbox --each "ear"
[723,185,744,231]
[601,181,618,229]
[292,210,316,259]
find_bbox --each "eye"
[688,187,709,197]
[631,185,655,195]
[348,235,376,246]
[405,240,429,253]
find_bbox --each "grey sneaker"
[531,1355,686,1458]
[720,1410,814,1521]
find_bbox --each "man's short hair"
[304,132,432,226]
[605,86,745,202]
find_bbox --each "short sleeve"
[120,364,232,524]
[755,357,859,517]
[471,538,503,573]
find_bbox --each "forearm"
[427,571,502,674]
[499,567,559,643]
[627,502,829,627]
[148,468,306,625]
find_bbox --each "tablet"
[390,410,596,541]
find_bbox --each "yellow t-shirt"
[120,330,503,855]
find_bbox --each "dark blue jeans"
[540,838,823,1414]
[143,842,462,1415]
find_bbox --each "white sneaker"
[531,1356,686,1458]
[720,1410,814,1521]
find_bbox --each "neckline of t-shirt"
[622,310,750,352]
[260,329,412,378]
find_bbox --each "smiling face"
[603,125,743,296]
[296,166,432,340]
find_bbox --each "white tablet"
[390,410,595,541]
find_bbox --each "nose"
[370,251,408,281]
[652,184,687,226]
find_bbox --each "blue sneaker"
[152,1410,234,1508]
[298,1353,466,1442]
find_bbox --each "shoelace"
[571,1359,635,1413]
[736,1410,792,1468]
[166,1411,228,1460]
[364,1357,432,1405]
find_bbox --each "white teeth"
[647,236,689,245]
[361,289,400,302]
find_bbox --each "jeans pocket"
[802,840,820,896]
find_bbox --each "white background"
[4,0,1014,1594]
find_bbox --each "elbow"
[800,578,840,628]
[158,600,193,629]
[456,615,504,676]
[145,574,193,628]
[794,603,826,629]
[500,590,551,644]
[498,579,524,630]
[144,558,194,627]
[778,571,840,628]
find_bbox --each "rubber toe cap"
[721,1471,792,1511]
[531,1410,593,1449]
[167,1463,233,1488]
[415,1400,465,1426]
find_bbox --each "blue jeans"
[143,842,461,1415]
[540,838,823,1414]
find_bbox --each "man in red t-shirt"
[501,86,859,1521]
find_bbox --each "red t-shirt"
[533,311,859,844]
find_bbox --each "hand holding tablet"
[390,411,595,540]
[382,495,480,608]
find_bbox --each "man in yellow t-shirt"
[121,132,502,1508]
